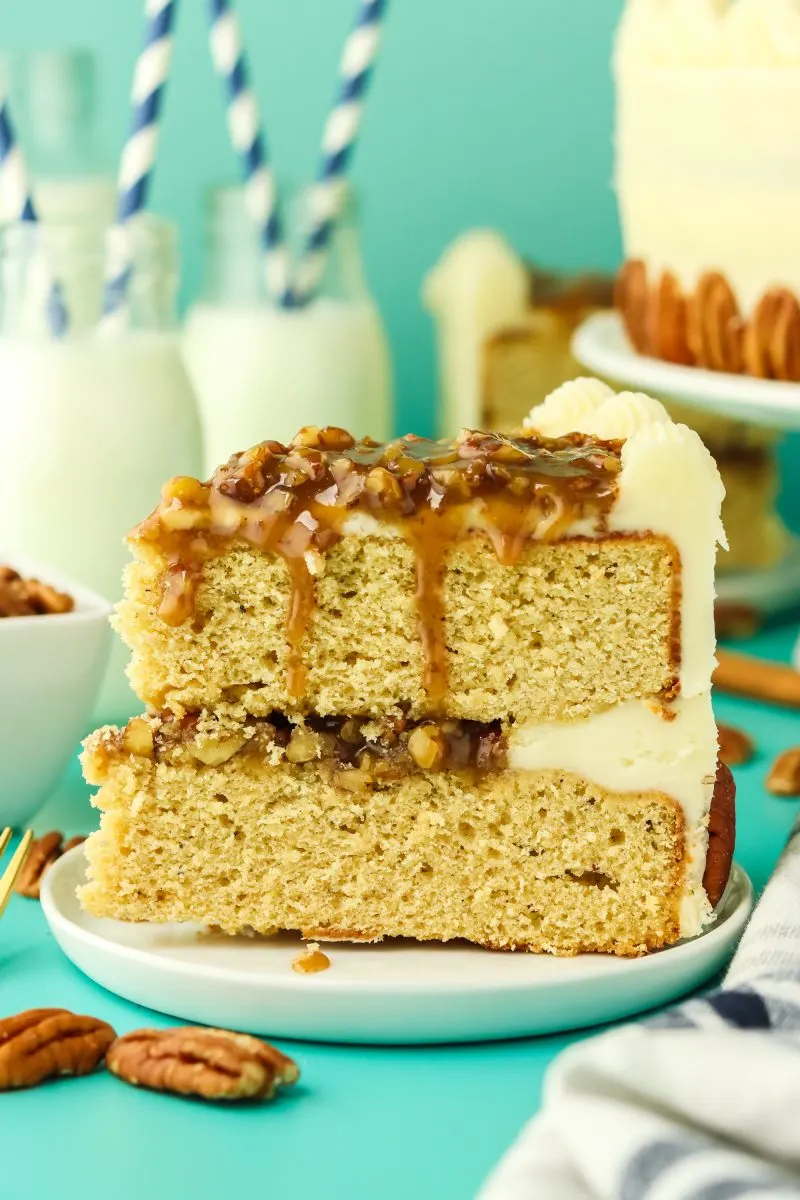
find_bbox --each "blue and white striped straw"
[0,94,68,335]
[100,0,179,332]
[292,0,388,306]
[206,0,290,306]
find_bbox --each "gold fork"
[0,828,33,917]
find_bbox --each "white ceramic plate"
[42,847,754,1044]
[572,312,800,431]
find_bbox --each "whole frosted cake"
[615,0,800,379]
[80,381,733,956]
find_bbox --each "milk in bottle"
[0,217,202,720]
[183,186,393,472]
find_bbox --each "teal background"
[1,0,798,520]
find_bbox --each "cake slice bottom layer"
[80,757,687,957]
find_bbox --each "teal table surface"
[3,623,800,1200]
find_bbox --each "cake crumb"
[292,942,331,974]
[488,613,509,642]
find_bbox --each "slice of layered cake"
[80,380,733,956]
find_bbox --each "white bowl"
[0,553,112,828]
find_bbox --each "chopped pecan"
[189,733,246,766]
[106,1027,299,1101]
[717,723,755,768]
[0,566,74,618]
[15,831,86,899]
[407,723,446,770]
[122,717,155,758]
[765,748,800,797]
[0,1008,115,1090]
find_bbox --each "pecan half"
[703,761,736,908]
[714,602,762,641]
[688,272,742,373]
[615,260,649,353]
[107,1027,300,1101]
[15,832,86,899]
[717,723,755,768]
[0,1009,116,1090]
[768,289,800,382]
[651,271,692,365]
[0,566,74,618]
[743,288,800,382]
[766,748,800,797]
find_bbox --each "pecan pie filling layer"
[103,712,507,790]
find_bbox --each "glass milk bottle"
[183,185,393,473]
[0,216,202,719]
[0,49,115,227]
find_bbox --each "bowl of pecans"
[0,555,112,827]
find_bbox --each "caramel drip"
[284,555,315,698]
[159,564,201,627]
[135,428,623,704]
[407,511,450,702]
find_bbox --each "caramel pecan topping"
[106,1027,299,1101]
[0,567,74,618]
[0,1009,115,1090]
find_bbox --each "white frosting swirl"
[523,377,614,437]
[616,0,800,67]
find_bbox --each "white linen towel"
[481,818,800,1200]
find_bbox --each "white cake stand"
[573,312,800,431]
[573,312,800,667]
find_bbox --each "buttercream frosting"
[524,379,725,937]
[616,0,800,67]
[423,231,529,433]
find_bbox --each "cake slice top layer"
[131,426,623,704]
[118,381,724,721]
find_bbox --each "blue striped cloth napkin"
[481,819,800,1200]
